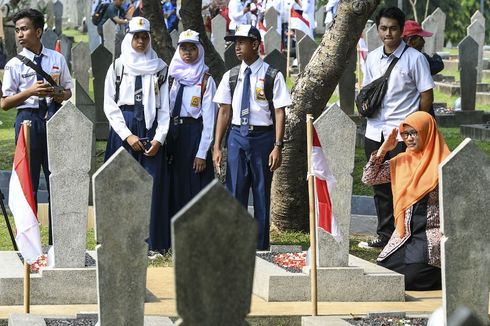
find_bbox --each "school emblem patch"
[256,87,266,101]
[190,96,200,108]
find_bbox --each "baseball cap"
[402,20,433,38]
[128,17,150,33]
[224,24,261,42]
[178,29,200,44]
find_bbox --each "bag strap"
[16,54,58,86]
[383,45,408,79]
[200,72,210,105]
[114,59,124,102]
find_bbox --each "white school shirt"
[170,74,217,160]
[228,0,251,30]
[103,63,170,145]
[213,58,291,126]
[302,0,316,31]
[2,46,72,109]
[362,41,434,142]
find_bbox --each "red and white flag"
[358,37,368,75]
[290,8,313,39]
[311,127,340,239]
[8,124,46,269]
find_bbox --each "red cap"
[402,20,433,38]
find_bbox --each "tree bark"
[271,0,380,231]
[179,0,226,83]
[144,0,175,64]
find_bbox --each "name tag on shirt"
[21,72,36,78]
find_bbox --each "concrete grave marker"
[93,148,153,326]
[471,10,485,24]
[314,7,325,35]
[467,16,485,82]
[47,102,93,268]
[224,43,240,70]
[313,103,356,267]
[41,29,57,50]
[3,23,19,61]
[59,35,74,71]
[170,29,179,49]
[211,14,226,60]
[102,20,117,57]
[297,35,317,73]
[53,0,63,35]
[338,51,357,115]
[91,45,112,139]
[264,28,282,56]
[0,11,4,40]
[265,7,279,32]
[458,36,478,111]
[440,138,490,326]
[72,42,91,94]
[365,24,382,52]
[59,0,79,28]
[422,14,439,56]
[431,8,446,53]
[87,19,102,53]
[45,0,55,29]
[172,180,257,326]
[295,29,306,44]
[264,49,287,79]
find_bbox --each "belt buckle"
[173,117,182,125]
[248,125,254,131]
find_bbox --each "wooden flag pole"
[306,114,318,316]
[286,9,292,78]
[22,120,31,314]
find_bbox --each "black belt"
[173,116,202,125]
[232,124,273,132]
[17,107,42,114]
[120,105,135,112]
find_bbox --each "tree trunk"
[179,0,226,83]
[271,0,380,231]
[144,0,175,64]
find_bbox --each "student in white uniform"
[103,17,171,259]
[228,0,252,32]
[167,29,217,217]
[213,25,291,250]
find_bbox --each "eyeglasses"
[401,130,418,139]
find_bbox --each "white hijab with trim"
[119,32,166,129]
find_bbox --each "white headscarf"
[169,42,209,86]
[119,32,166,130]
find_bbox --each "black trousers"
[364,135,406,242]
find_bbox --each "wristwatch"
[274,141,284,148]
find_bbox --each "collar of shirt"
[379,40,407,60]
[240,57,263,77]
[20,45,48,61]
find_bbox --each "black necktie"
[134,75,144,121]
[240,67,251,136]
[34,55,48,119]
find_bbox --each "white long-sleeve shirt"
[228,0,251,30]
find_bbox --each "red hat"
[402,20,433,38]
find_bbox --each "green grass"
[63,28,89,44]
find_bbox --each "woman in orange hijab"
[362,111,450,290]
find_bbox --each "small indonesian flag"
[258,20,267,40]
[290,8,313,38]
[311,127,340,238]
[55,40,61,53]
[8,124,46,269]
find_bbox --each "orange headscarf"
[390,111,451,237]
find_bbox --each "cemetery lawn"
[63,28,89,44]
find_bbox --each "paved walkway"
[0,267,446,319]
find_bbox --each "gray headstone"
[458,36,478,111]
[102,20,117,57]
[72,42,91,94]
[211,14,227,60]
[313,104,356,267]
[91,45,112,139]
[448,306,486,326]
[338,50,357,115]
[59,35,74,71]
[471,10,485,24]
[41,29,58,50]
[264,7,279,32]
[87,19,102,53]
[114,25,125,59]
[46,0,55,29]
[60,0,79,28]
[93,148,153,326]
[264,49,287,79]
[431,8,446,53]
[365,24,382,52]
[53,0,63,35]
[0,12,4,41]
[172,180,257,326]
[467,18,485,82]
[170,29,179,49]
[440,138,490,326]
[297,35,317,73]
[3,24,18,61]
[422,14,438,56]
[264,28,282,56]
[314,7,325,35]
[224,43,240,70]
[295,29,305,43]
[46,102,93,268]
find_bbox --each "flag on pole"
[311,127,340,238]
[290,8,313,38]
[8,124,47,270]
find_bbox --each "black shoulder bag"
[356,46,408,118]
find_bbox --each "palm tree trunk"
[144,0,175,64]
[271,0,380,231]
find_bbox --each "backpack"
[92,1,110,25]
[113,59,168,103]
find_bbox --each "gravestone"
[264,28,281,56]
[114,25,125,59]
[91,45,112,139]
[211,14,226,60]
[47,102,93,268]
[170,29,179,49]
[440,138,490,326]
[313,103,356,266]
[0,11,4,40]
[297,35,317,73]
[46,0,55,29]
[172,180,257,326]
[338,51,357,115]
[72,42,91,94]
[467,15,485,82]
[264,49,287,79]
[431,8,446,53]
[224,43,240,70]
[295,29,305,44]
[471,10,484,24]
[53,0,63,35]
[102,20,117,58]
[41,29,57,50]
[59,0,78,28]
[264,7,279,32]
[458,36,478,111]
[314,7,325,35]
[87,19,102,53]
[93,148,153,326]
[365,24,382,52]
[4,23,19,61]
[421,14,438,56]
[59,35,74,71]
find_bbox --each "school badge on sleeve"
[190,96,200,108]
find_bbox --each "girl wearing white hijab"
[167,29,217,217]
[103,17,171,258]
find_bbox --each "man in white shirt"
[360,7,434,249]
[228,0,252,32]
